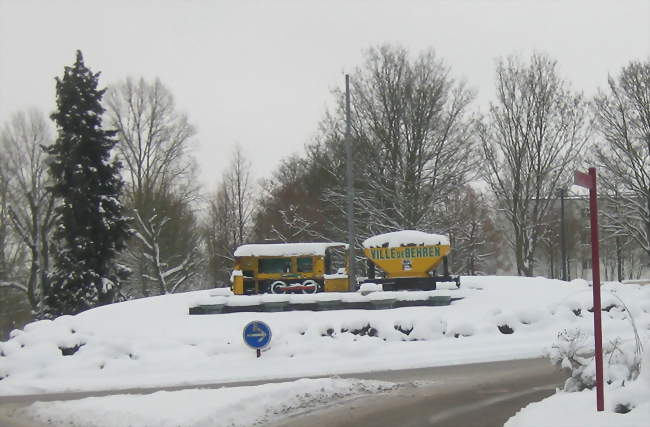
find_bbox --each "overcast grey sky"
[1,0,648,190]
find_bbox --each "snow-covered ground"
[506,346,650,427]
[9,378,401,427]
[1,276,649,426]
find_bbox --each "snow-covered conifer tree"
[43,50,130,317]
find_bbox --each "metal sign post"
[557,188,568,281]
[243,320,272,358]
[574,168,604,412]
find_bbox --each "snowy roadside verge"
[506,313,650,427]
[8,378,400,427]
[505,380,650,427]
[1,276,648,398]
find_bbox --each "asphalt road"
[0,358,566,427]
[270,358,567,427]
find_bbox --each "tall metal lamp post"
[344,74,357,291]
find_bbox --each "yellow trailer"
[231,242,348,295]
[362,230,460,290]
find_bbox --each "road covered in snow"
[0,276,648,426]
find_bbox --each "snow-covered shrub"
[605,337,643,386]
[516,308,546,325]
[359,283,382,295]
[446,321,475,338]
[494,313,518,334]
[549,327,643,391]
[407,317,446,341]
[548,328,594,391]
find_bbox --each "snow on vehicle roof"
[234,242,348,257]
[362,230,450,248]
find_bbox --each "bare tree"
[0,154,32,338]
[252,153,331,243]
[132,209,200,294]
[205,185,237,284]
[205,146,256,284]
[119,186,204,297]
[0,155,26,292]
[279,45,478,246]
[346,45,476,234]
[225,146,255,247]
[0,110,56,311]
[593,60,650,259]
[443,186,495,275]
[251,45,476,254]
[105,77,197,208]
[478,53,590,276]
[106,77,202,296]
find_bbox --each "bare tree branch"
[593,60,650,258]
[0,281,28,294]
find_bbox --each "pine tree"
[43,50,130,317]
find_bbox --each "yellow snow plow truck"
[362,230,460,291]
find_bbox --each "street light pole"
[345,74,357,291]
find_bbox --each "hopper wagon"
[362,230,460,290]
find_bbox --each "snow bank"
[233,242,347,257]
[210,288,234,297]
[505,377,650,427]
[507,285,650,427]
[0,277,648,397]
[15,378,399,427]
[362,230,450,248]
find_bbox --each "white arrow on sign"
[248,324,267,342]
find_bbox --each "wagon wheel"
[270,281,286,294]
[301,279,318,294]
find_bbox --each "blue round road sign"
[243,320,272,349]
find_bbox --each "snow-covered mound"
[1,276,648,396]
[505,370,650,427]
[362,230,450,247]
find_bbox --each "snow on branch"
[132,209,200,294]
[0,281,28,294]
